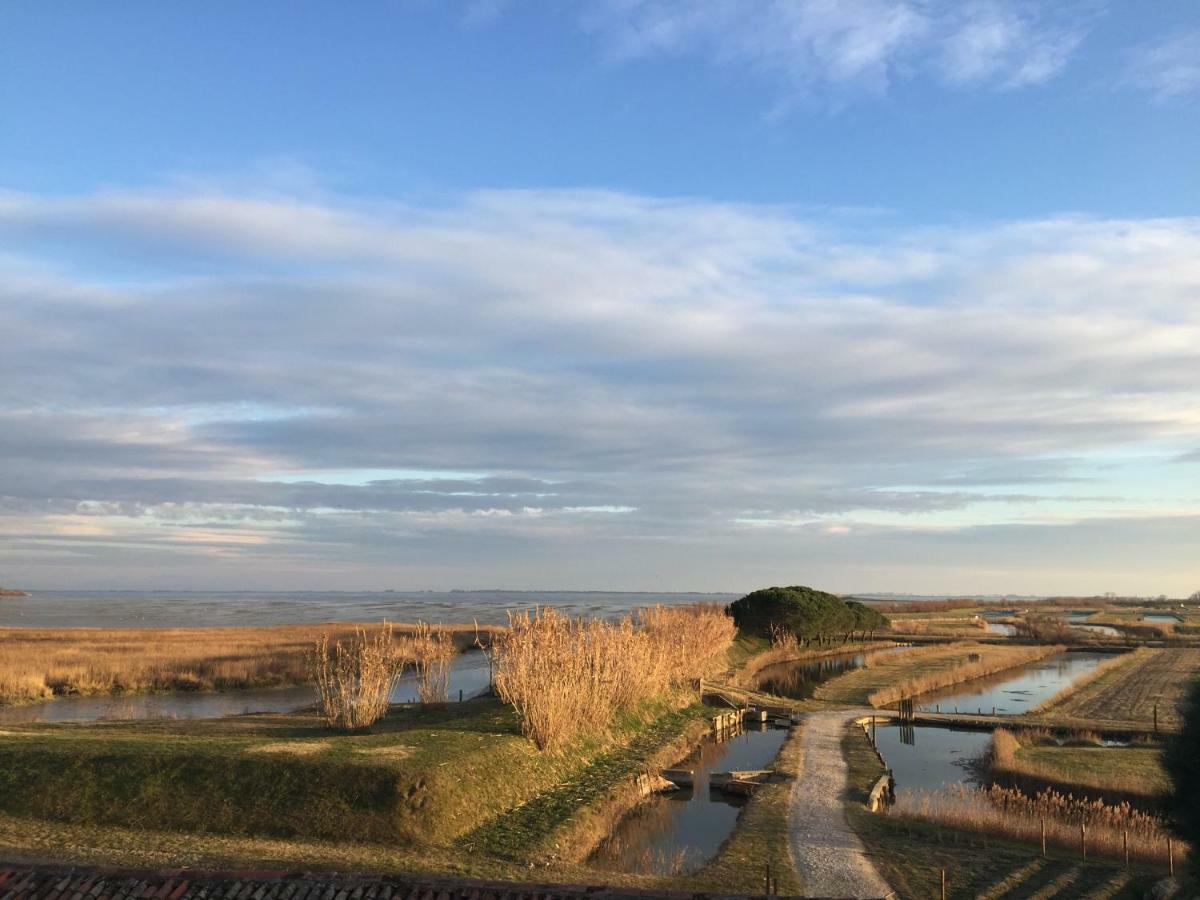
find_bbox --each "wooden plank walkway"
[0,865,874,900]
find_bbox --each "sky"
[1,1,1198,596]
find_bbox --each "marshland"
[3,586,1200,898]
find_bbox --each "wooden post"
[1169,837,1174,877]
[459,689,463,702]
[940,867,946,900]
[1041,818,1046,857]
[765,862,772,896]
[1124,830,1129,868]
[1154,703,1159,734]
[1081,823,1087,862]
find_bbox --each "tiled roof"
[0,867,815,900]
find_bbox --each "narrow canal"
[590,723,789,876]
[0,648,493,723]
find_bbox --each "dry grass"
[492,604,735,752]
[889,617,988,636]
[887,783,1182,867]
[865,644,1061,708]
[310,624,407,730]
[1039,648,1200,729]
[0,623,497,705]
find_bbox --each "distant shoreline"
[0,588,28,597]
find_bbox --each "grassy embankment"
[0,623,500,704]
[1035,648,1200,732]
[842,723,1163,898]
[989,728,1168,808]
[812,642,1061,708]
[0,605,796,892]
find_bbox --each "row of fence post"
[935,824,1176,898]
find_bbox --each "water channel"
[590,724,789,876]
[874,650,1121,794]
[0,649,493,724]
[751,646,909,700]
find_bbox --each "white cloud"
[2,183,1199,592]
[1124,29,1200,102]
[578,0,1093,100]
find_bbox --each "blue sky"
[1,1,1198,595]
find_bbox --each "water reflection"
[754,652,868,700]
[873,723,992,792]
[915,651,1111,715]
[0,649,492,723]
[591,724,789,876]
[753,646,910,700]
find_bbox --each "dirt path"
[789,710,892,900]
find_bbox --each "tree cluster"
[726,585,889,644]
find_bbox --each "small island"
[0,586,29,597]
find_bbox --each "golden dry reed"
[867,644,1061,708]
[888,783,1183,867]
[309,624,408,730]
[493,604,735,752]
[0,623,496,705]
[408,622,457,704]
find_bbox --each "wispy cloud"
[1123,29,1200,102]
[577,0,1094,101]
[1,183,1198,591]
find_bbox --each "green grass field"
[0,694,711,853]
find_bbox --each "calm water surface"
[915,651,1112,715]
[873,723,991,791]
[0,590,737,629]
[753,646,911,700]
[591,725,789,876]
[0,649,492,724]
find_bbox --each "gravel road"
[789,710,894,900]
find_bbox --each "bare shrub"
[309,624,407,730]
[407,622,457,704]
[768,623,800,653]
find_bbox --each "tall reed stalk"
[492,604,734,752]
[408,622,457,703]
[309,624,407,730]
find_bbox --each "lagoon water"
[0,649,493,724]
[0,590,738,629]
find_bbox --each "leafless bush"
[309,624,407,730]
[407,622,457,703]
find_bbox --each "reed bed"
[887,783,1182,867]
[867,644,1061,708]
[492,604,735,752]
[0,623,495,704]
